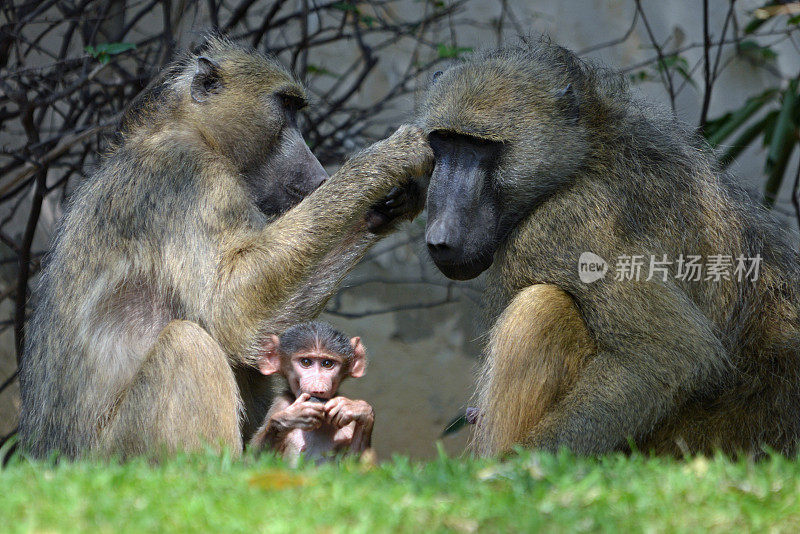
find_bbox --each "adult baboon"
[18,38,432,459]
[418,41,800,457]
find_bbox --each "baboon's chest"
[285,422,353,462]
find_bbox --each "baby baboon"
[18,37,432,459]
[418,41,800,457]
[249,321,374,464]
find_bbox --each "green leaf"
[738,40,778,62]
[763,80,798,207]
[436,44,472,59]
[306,64,339,78]
[717,111,776,169]
[788,14,800,25]
[766,81,798,167]
[762,109,781,147]
[332,1,358,11]
[744,17,766,34]
[85,42,136,64]
[654,55,696,88]
[703,111,733,140]
[705,89,777,146]
[628,70,653,84]
[764,141,795,208]
[95,42,136,55]
[416,0,447,7]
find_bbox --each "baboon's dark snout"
[426,218,459,261]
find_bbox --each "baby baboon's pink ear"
[349,336,367,378]
[257,334,282,376]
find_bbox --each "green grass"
[1,445,799,533]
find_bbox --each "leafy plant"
[656,54,696,88]
[436,43,473,59]
[84,42,136,65]
[704,81,798,207]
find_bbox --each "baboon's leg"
[474,284,595,455]
[99,320,241,458]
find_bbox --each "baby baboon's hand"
[272,393,325,433]
[324,396,374,428]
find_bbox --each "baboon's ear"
[191,56,223,103]
[257,335,282,376]
[556,83,580,123]
[349,336,367,378]
[432,70,444,83]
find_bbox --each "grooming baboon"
[418,41,800,457]
[18,38,432,459]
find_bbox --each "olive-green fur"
[18,37,432,459]
[419,40,800,456]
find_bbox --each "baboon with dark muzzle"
[18,37,432,459]
[419,40,800,457]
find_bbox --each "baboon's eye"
[429,130,455,142]
[279,93,306,114]
[429,130,503,157]
[321,359,335,369]
[299,358,312,368]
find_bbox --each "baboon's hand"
[387,124,434,177]
[465,407,480,425]
[324,396,374,428]
[366,124,434,181]
[365,179,425,234]
[272,393,325,433]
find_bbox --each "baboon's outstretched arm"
[266,232,378,330]
[265,182,424,331]
[525,282,727,454]
[211,126,433,361]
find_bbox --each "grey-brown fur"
[418,39,800,456]
[18,37,432,459]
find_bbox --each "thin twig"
[0,369,18,396]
